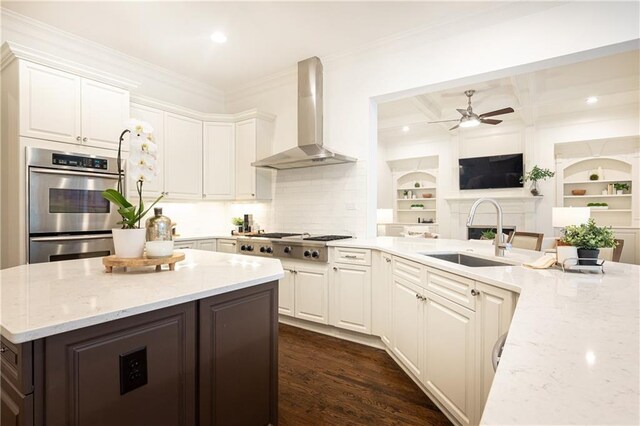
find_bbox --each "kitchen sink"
[423,253,513,267]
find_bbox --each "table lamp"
[552,207,590,228]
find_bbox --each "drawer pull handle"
[333,267,338,271]
[470,289,479,296]
[385,257,391,263]
[344,255,358,259]
[0,347,6,353]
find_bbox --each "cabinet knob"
[470,289,479,296]
[415,293,420,299]
[82,137,87,142]
[231,243,236,246]
[0,347,6,353]
[76,136,81,141]
[251,193,255,197]
[333,267,338,271]
[385,257,391,263]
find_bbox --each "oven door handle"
[30,234,114,242]
[30,167,120,180]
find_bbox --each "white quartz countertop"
[173,234,236,241]
[0,250,283,344]
[328,237,640,425]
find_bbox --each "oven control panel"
[52,153,109,170]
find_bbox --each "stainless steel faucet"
[467,198,511,257]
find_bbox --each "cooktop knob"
[247,245,254,252]
[260,246,266,253]
[303,250,311,258]
[311,250,319,258]
[284,246,292,254]
[266,247,273,254]
[240,245,247,251]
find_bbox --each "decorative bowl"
[571,189,586,196]
[422,193,433,198]
[145,240,174,258]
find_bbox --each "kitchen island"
[0,249,284,425]
[327,237,640,425]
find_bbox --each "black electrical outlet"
[119,346,148,395]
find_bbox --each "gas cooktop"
[303,235,352,242]
[237,233,353,262]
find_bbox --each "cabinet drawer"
[333,248,371,266]
[426,268,476,310]
[392,256,425,286]
[0,338,33,395]
[1,377,34,426]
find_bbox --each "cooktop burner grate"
[304,235,352,242]
[258,233,302,239]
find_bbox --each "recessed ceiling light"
[210,32,227,44]
[402,126,410,133]
[586,96,598,104]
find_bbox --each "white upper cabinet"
[128,104,164,198]
[164,112,203,199]
[19,61,129,149]
[203,122,235,200]
[81,79,130,150]
[19,61,81,144]
[235,118,273,200]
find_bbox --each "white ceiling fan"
[429,90,514,130]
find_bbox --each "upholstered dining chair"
[507,231,544,251]
[599,239,625,262]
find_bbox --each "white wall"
[227,1,640,237]
[0,8,225,112]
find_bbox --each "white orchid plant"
[101,119,163,229]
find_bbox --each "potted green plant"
[480,229,496,240]
[614,182,630,194]
[410,204,424,210]
[520,165,555,196]
[414,182,421,188]
[589,173,599,181]
[102,120,163,258]
[403,190,409,199]
[232,217,244,233]
[561,218,616,265]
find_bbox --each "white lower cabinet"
[295,264,330,324]
[174,240,197,250]
[373,253,393,347]
[476,282,515,416]
[422,290,476,426]
[278,267,296,316]
[197,240,217,252]
[216,239,237,253]
[391,275,424,378]
[330,263,372,334]
[174,238,217,251]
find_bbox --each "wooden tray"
[103,251,185,273]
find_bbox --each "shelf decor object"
[103,120,164,258]
[103,251,185,273]
[571,189,586,196]
[521,165,555,196]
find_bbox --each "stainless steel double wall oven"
[27,147,121,263]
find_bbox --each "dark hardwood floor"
[279,324,451,425]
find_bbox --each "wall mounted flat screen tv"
[459,154,524,190]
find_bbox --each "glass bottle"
[146,207,172,241]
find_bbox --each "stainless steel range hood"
[252,57,357,170]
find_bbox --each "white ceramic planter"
[617,190,624,195]
[112,228,146,258]
[556,245,578,267]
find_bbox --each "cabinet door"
[279,267,295,316]
[203,122,235,200]
[45,303,196,425]
[19,61,81,144]
[174,241,196,250]
[235,119,257,200]
[164,113,203,199]
[199,282,278,426]
[391,276,423,378]
[216,239,237,253]
[476,282,514,416]
[197,240,217,252]
[129,104,164,198]
[331,264,372,334]
[81,79,130,149]
[423,291,476,426]
[294,264,329,324]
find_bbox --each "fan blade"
[428,119,460,124]
[480,118,502,125]
[449,124,460,131]
[479,107,514,118]
[457,108,470,117]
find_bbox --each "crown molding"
[1,41,140,90]
[131,94,275,123]
[0,7,224,106]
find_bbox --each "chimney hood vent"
[251,57,357,170]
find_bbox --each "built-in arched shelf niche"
[395,171,437,224]
[560,157,633,227]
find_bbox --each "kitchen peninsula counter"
[0,250,283,425]
[327,237,640,425]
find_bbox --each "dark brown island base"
[1,281,278,426]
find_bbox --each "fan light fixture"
[586,96,598,104]
[402,126,410,132]
[459,117,480,128]
[210,32,227,44]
